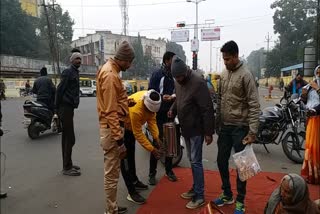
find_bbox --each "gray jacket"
[217,61,260,135]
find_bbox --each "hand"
[205,135,213,145]
[118,144,127,159]
[301,88,308,96]
[310,81,320,90]
[152,148,161,159]
[128,98,136,107]
[167,110,174,118]
[153,139,163,149]
[242,134,256,145]
[163,94,173,102]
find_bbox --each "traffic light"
[192,52,197,70]
[176,23,186,28]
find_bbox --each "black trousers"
[217,125,248,204]
[59,105,75,170]
[121,130,139,194]
[149,111,173,176]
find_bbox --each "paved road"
[0,87,302,214]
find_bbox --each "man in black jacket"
[56,52,82,176]
[168,56,215,209]
[32,67,56,111]
[148,51,177,184]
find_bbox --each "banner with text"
[171,30,190,42]
[201,28,220,41]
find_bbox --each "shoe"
[118,206,128,214]
[62,168,81,176]
[166,171,177,182]
[212,193,234,207]
[72,165,81,170]
[148,175,156,185]
[134,180,148,190]
[234,201,245,214]
[104,206,128,214]
[126,192,146,204]
[0,192,7,198]
[181,189,195,199]
[186,198,205,209]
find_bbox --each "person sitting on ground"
[121,90,163,205]
[264,173,320,214]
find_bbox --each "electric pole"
[265,32,271,53]
[51,0,61,75]
[42,0,57,85]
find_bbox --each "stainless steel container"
[163,122,177,157]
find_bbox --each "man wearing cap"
[96,41,135,214]
[168,56,215,209]
[56,52,82,176]
[121,90,162,205]
[32,67,56,111]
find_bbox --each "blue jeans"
[185,135,204,200]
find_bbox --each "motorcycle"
[23,100,59,139]
[144,117,184,168]
[256,98,305,163]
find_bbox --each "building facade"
[71,31,166,66]
[19,0,41,17]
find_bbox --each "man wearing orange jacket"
[96,40,135,214]
[122,89,163,205]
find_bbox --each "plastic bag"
[232,144,261,182]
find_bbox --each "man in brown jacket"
[211,41,260,214]
[96,41,135,214]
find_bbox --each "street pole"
[210,41,212,72]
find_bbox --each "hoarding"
[171,30,190,42]
[201,28,221,41]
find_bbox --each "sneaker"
[126,192,146,205]
[148,175,156,185]
[212,193,234,207]
[72,165,81,170]
[118,206,128,214]
[180,189,195,199]
[234,201,245,214]
[166,171,177,182]
[134,180,148,190]
[186,198,205,209]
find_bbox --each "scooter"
[23,100,59,139]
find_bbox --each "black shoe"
[62,168,81,176]
[148,175,156,185]
[134,180,148,190]
[127,192,146,204]
[118,206,128,214]
[166,171,177,182]
[0,192,7,199]
[72,165,81,170]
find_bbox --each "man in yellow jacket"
[122,89,163,205]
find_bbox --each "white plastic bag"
[232,144,261,181]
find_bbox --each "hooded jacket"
[170,70,215,138]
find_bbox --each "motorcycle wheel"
[160,147,183,168]
[282,131,305,164]
[28,122,40,139]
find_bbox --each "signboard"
[303,46,316,77]
[171,30,189,42]
[201,28,220,41]
[191,39,199,52]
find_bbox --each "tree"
[38,3,74,62]
[166,41,186,62]
[267,0,317,70]
[246,48,266,78]
[0,0,39,57]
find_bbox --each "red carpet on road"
[137,168,320,214]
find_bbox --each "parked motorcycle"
[256,98,305,163]
[23,100,59,139]
[144,117,184,167]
